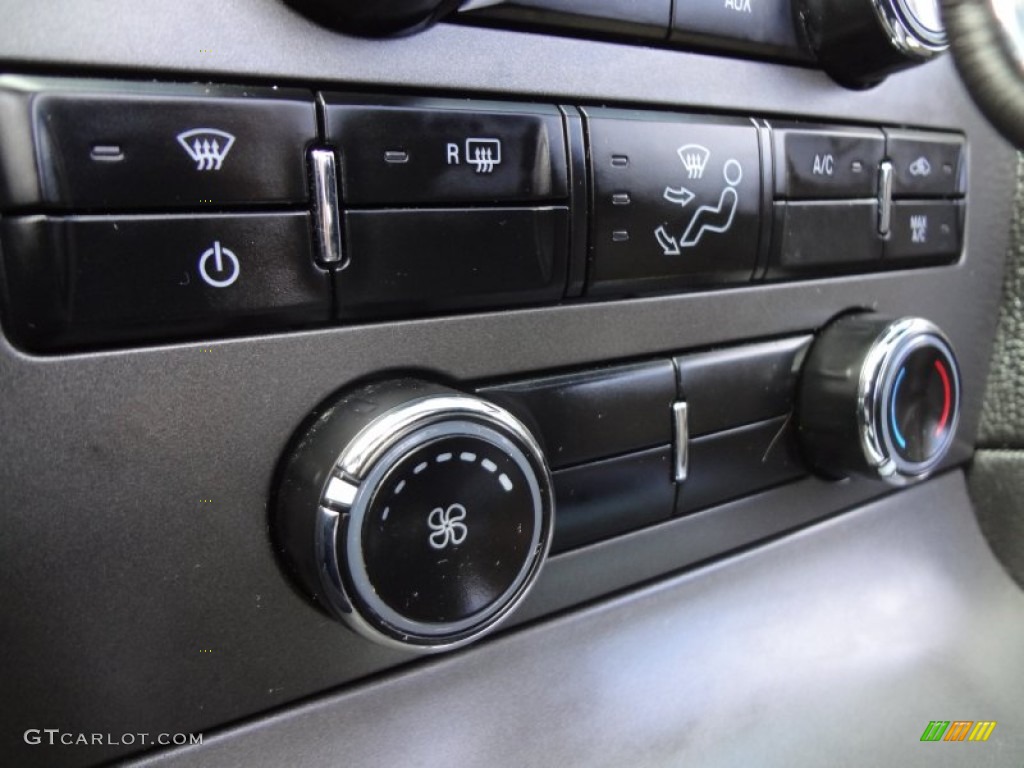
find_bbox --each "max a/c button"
[884,201,964,264]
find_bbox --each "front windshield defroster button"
[0,75,316,210]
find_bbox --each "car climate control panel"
[0,75,967,352]
[273,311,962,652]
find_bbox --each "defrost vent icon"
[678,144,710,180]
[176,128,236,171]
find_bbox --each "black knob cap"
[797,314,961,484]
[283,0,463,36]
[273,379,554,652]
[798,0,948,86]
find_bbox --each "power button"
[198,240,241,288]
[0,212,331,350]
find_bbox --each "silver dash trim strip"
[673,401,689,483]
[310,147,344,265]
[878,160,893,237]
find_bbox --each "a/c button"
[0,213,330,351]
[771,124,885,199]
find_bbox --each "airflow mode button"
[584,108,761,296]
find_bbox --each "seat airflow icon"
[655,156,743,254]
[176,128,236,171]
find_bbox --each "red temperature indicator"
[888,346,958,465]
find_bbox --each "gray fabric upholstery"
[970,451,1024,584]
[970,153,1024,585]
[979,153,1024,446]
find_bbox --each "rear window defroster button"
[322,94,569,205]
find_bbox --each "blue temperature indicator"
[891,366,908,450]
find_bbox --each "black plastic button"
[584,108,761,296]
[361,434,539,624]
[337,207,568,319]
[0,76,316,211]
[770,201,882,274]
[676,416,805,515]
[551,446,674,553]
[671,0,809,58]
[884,130,966,198]
[480,360,678,469]
[884,201,963,264]
[322,95,569,205]
[675,336,812,437]
[0,213,328,350]
[463,0,672,39]
[771,124,884,199]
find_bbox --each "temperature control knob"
[273,379,553,652]
[797,314,960,484]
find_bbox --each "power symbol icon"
[198,240,240,288]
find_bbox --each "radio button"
[463,0,672,40]
[551,447,675,553]
[675,336,813,436]
[481,360,677,470]
[671,0,808,58]
[676,416,805,515]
